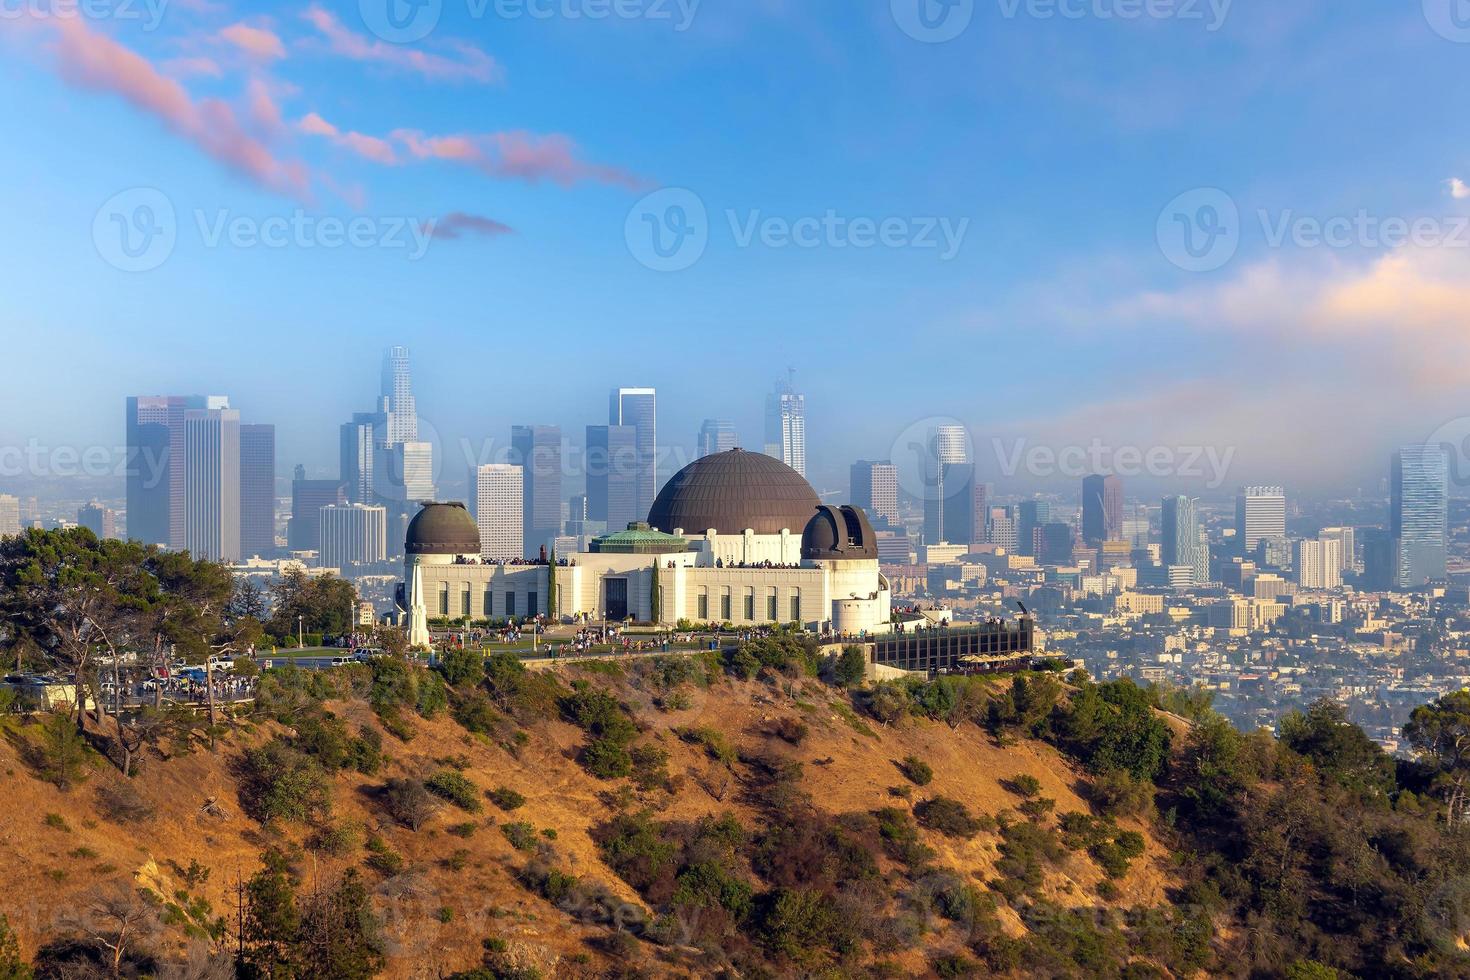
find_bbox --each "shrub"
[501,822,539,853]
[426,771,483,813]
[915,797,983,838]
[383,777,440,831]
[238,739,331,823]
[678,726,737,766]
[898,755,934,786]
[630,743,671,792]
[436,648,484,687]
[37,713,89,790]
[834,646,867,687]
[488,787,526,812]
[769,717,809,745]
[582,737,633,779]
[1006,774,1043,798]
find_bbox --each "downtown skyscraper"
[512,425,563,559]
[1392,446,1448,589]
[850,460,900,526]
[1162,495,1209,586]
[610,387,657,517]
[763,374,806,477]
[239,423,276,557]
[697,419,738,459]
[183,406,240,562]
[587,424,639,534]
[472,464,524,562]
[125,394,228,548]
[1081,474,1123,545]
[1236,486,1286,554]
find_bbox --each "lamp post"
[297,615,303,650]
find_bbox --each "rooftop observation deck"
[873,618,1038,675]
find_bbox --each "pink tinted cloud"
[391,129,647,190]
[301,5,500,83]
[219,22,286,61]
[297,112,399,165]
[44,16,308,197]
[245,77,285,136]
[422,212,514,240]
[161,56,223,78]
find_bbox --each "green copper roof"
[591,523,689,555]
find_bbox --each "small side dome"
[405,502,481,556]
[802,505,879,561]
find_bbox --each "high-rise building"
[511,425,563,559]
[289,466,347,553]
[339,411,383,504]
[319,503,387,570]
[923,425,969,544]
[988,506,1018,552]
[183,407,241,562]
[472,464,525,562]
[381,346,417,445]
[1162,495,1208,586]
[610,388,657,517]
[1295,538,1343,590]
[586,425,639,534]
[763,374,806,477]
[850,461,900,526]
[78,501,117,540]
[1236,486,1286,553]
[1318,526,1357,574]
[697,419,738,459]
[239,423,276,558]
[125,394,228,548]
[0,495,23,538]
[1393,446,1448,589]
[1037,522,1075,565]
[1362,528,1396,591]
[1016,500,1051,557]
[1081,474,1123,545]
[969,482,990,550]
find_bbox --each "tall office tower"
[988,506,1018,552]
[288,466,347,553]
[1295,538,1343,590]
[472,464,525,562]
[697,419,739,459]
[763,374,807,477]
[1318,526,1357,574]
[1037,522,1076,565]
[77,501,117,540]
[0,495,22,538]
[610,388,657,517]
[239,423,276,558]
[1081,474,1123,545]
[511,426,563,559]
[319,503,387,570]
[970,482,990,550]
[587,425,639,534]
[125,395,228,547]
[1361,528,1396,591]
[1016,500,1051,557]
[380,346,417,445]
[182,407,241,562]
[850,461,900,525]
[339,411,382,504]
[1162,495,1207,586]
[1236,486,1286,553]
[922,425,969,544]
[1393,446,1449,589]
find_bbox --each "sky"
[4,0,1470,502]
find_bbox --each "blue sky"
[3,0,1470,500]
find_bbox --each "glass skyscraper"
[763,375,806,477]
[610,388,657,517]
[1392,446,1448,589]
[1161,495,1209,585]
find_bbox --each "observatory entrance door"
[605,579,629,622]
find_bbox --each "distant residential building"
[1162,495,1208,586]
[1295,538,1342,590]
[240,423,276,558]
[77,501,117,540]
[610,388,658,517]
[697,419,738,459]
[763,374,806,477]
[587,425,639,535]
[183,407,241,562]
[1393,446,1448,589]
[1318,526,1358,574]
[0,495,21,538]
[1236,486,1286,553]
[850,461,900,526]
[289,466,347,553]
[319,503,387,570]
[472,464,524,562]
[512,425,563,559]
[1081,475,1124,545]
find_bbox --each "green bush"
[238,739,332,823]
[488,787,526,811]
[915,796,983,838]
[898,755,934,786]
[436,648,484,687]
[501,821,539,852]
[426,771,482,813]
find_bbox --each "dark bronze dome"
[802,505,879,561]
[648,449,821,536]
[405,502,481,556]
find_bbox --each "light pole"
[297,615,303,650]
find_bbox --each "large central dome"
[647,449,821,536]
